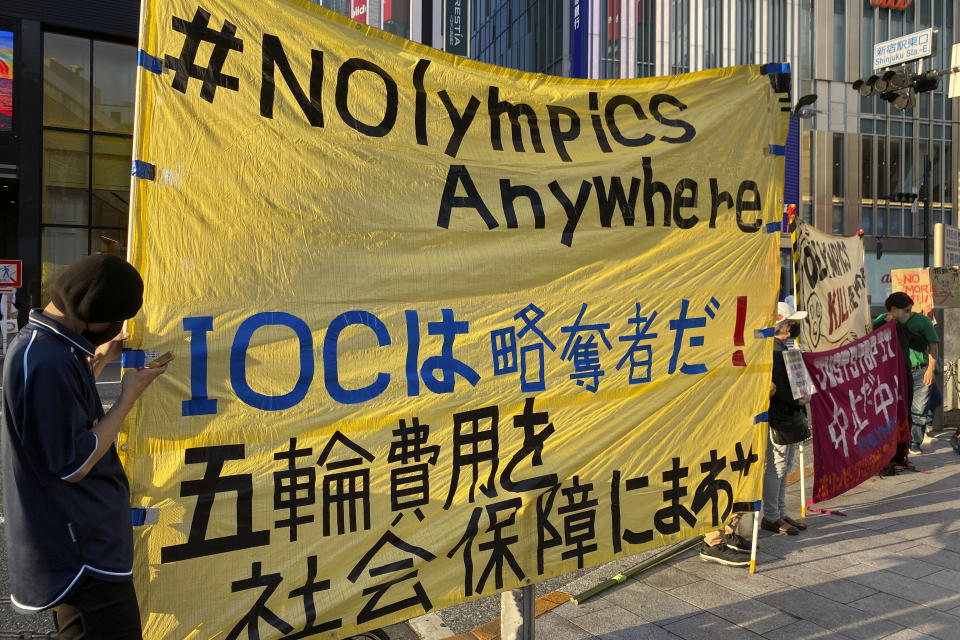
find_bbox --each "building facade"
[470,0,959,301]
[1,1,957,313]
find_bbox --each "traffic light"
[888,192,919,203]
[852,67,941,111]
[912,69,941,93]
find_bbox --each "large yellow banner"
[125,1,788,637]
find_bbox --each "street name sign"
[873,28,935,70]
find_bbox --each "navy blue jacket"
[1,311,132,611]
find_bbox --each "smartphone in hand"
[144,351,173,369]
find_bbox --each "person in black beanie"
[1,253,171,640]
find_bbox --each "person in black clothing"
[874,292,928,470]
[761,300,810,536]
[1,254,171,640]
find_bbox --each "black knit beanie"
[50,254,144,322]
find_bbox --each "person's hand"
[119,358,173,401]
[798,394,810,406]
[885,313,896,323]
[924,368,934,386]
[770,382,777,397]
[95,330,129,364]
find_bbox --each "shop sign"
[351,0,367,24]
[870,0,913,10]
[444,0,468,56]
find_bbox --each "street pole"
[923,156,931,268]
[501,585,535,640]
[933,224,946,432]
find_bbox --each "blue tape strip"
[754,327,776,339]
[131,508,146,527]
[765,221,782,233]
[764,62,790,74]
[121,350,145,368]
[754,412,769,424]
[753,500,763,511]
[131,160,156,181]
[138,50,164,74]
[769,145,786,156]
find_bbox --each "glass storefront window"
[42,33,135,298]
[93,41,135,134]
[92,135,132,227]
[943,141,951,205]
[383,0,411,39]
[833,0,845,81]
[861,207,873,235]
[876,207,887,235]
[862,0,874,81]
[43,131,89,225]
[931,141,942,206]
[832,205,844,235]
[800,0,813,89]
[889,207,902,236]
[919,92,930,119]
[670,0,690,73]
[903,140,913,190]
[861,136,872,200]
[736,0,755,65]
[919,0,931,28]
[43,34,90,130]
[637,0,656,77]
[889,138,901,195]
[40,227,87,301]
[877,141,887,201]
[832,133,844,198]
[703,0,722,69]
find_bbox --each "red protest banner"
[802,322,909,503]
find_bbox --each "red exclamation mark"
[732,296,747,366]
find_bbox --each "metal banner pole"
[501,584,535,640]
[798,441,807,519]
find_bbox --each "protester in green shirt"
[876,292,939,454]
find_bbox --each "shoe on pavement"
[699,543,750,567]
[782,516,807,531]
[725,533,751,553]
[760,517,799,536]
[909,446,922,455]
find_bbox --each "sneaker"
[909,446,923,455]
[699,543,750,567]
[725,533,752,553]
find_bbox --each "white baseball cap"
[777,299,807,322]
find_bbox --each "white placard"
[783,349,817,400]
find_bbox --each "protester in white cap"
[761,299,810,536]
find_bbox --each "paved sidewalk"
[522,429,960,640]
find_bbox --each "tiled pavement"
[533,430,960,640]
